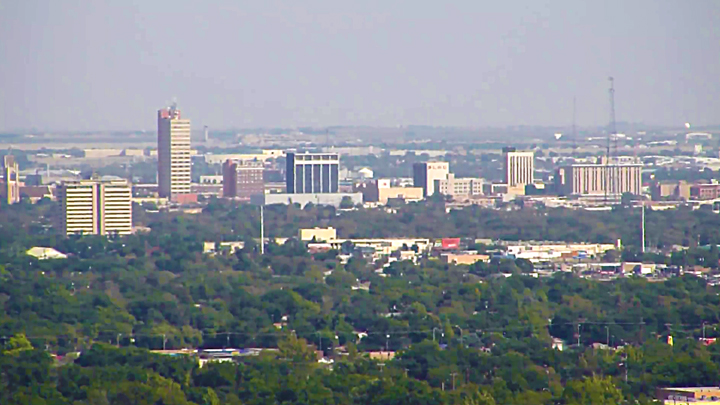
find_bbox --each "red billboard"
[441,238,461,250]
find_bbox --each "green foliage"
[3,200,720,404]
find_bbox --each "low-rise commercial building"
[359,179,424,204]
[441,253,490,265]
[325,238,431,257]
[435,174,483,197]
[299,227,337,242]
[257,192,363,208]
[656,387,720,404]
[691,183,720,200]
[503,241,617,263]
[651,180,691,201]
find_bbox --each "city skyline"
[1,1,719,132]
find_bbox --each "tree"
[340,196,355,209]
[561,376,623,405]
[2,334,33,355]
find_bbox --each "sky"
[0,0,719,132]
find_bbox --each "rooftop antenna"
[204,125,209,143]
[609,77,618,200]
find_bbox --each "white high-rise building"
[61,178,132,236]
[158,104,191,198]
[503,148,534,190]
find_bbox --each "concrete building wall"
[503,148,534,188]
[222,160,264,199]
[558,164,642,196]
[413,162,449,197]
[158,106,191,198]
[260,192,362,208]
[435,174,484,197]
[62,179,132,236]
[299,227,337,241]
[286,152,339,194]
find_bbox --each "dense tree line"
[4,201,720,403]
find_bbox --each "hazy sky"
[1,0,718,132]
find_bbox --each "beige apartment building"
[502,148,534,195]
[61,179,132,236]
[435,174,483,197]
[158,104,191,198]
[556,161,642,196]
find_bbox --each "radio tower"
[572,97,577,149]
[606,77,617,204]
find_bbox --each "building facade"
[286,152,339,194]
[556,162,642,196]
[61,179,132,236]
[3,155,20,205]
[690,184,720,200]
[651,180,691,201]
[222,160,265,199]
[413,162,450,197]
[503,148,534,192]
[299,227,337,241]
[435,174,483,197]
[157,104,191,198]
[359,179,424,204]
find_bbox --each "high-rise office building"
[413,162,449,197]
[157,104,191,198]
[3,155,20,204]
[286,152,339,194]
[555,160,642,197]
[222,159,265,199]
[503,148,534,190]
[61,178,132,236]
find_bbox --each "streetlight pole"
[385,334,390,352]
[432,327,438,342]
[454,325,463,346]
[260,205,265,255]
[606,326,610,347]
[577,324,581,347]
[703,322,707,341]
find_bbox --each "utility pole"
[260,205,265,255]
[605,326,610,347]
[451,372,457,391]
[641,200,646,254]
[577,324,581,347]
